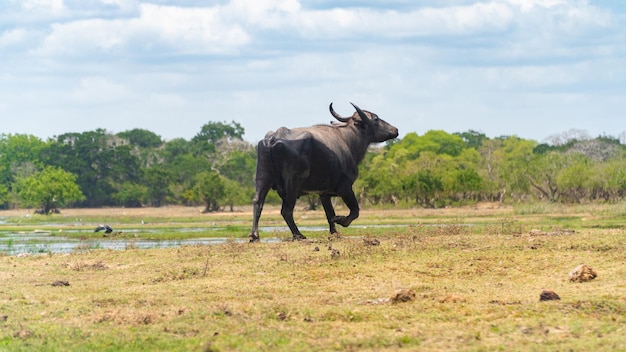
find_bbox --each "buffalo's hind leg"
[331,188,360,228]
[320,194,338,235]
[249,184,271,242]
[271,139,309,241]
[249,138,274,242]
[280,194,307,241]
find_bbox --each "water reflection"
[0,227,292,255]
[0,234,281,255]
[0,224,403,255]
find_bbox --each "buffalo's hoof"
[249,234,260,243]
[331,216,351,227]
[293,234,307,241]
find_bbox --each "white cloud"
[0,29,29,48]
[506,0,613,33]
[71,77,133,104]
[227,1,516,38]
[20,0,66,13]
[413,2,515,35]
[36,19,124,55]
[0,0,66,26]
[34,3,251,56]
[136,4,250,53]
[15,0,617,60]
[147,92,186,108]
[228,0,300,24]
[507,0,565,12]
[100,0,137,9]
[1,0,625,143]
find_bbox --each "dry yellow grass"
[1,205,626,351]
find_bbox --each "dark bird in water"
[95,224,113,233]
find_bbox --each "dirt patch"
[438,294,467,303]
[94,310,157,325]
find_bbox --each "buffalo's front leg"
[280,196,307,241]
[331,188,360,228]
[320,194,338,234]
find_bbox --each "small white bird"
[94,224,113,234]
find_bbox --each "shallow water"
[0,225,326,255]
[0,222,407,255]
[0,233,281,255]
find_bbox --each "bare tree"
[545,129,591,146]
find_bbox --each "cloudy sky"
[1,0,625,144]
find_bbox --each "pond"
[0,231,287,255]
[0,226,325,255]
[0,220,408,255]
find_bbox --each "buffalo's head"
[329,102,399,143]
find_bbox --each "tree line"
[1,123,625,214]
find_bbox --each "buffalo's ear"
[350,103,371,126]
[331,120,349,127]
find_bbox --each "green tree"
[41,129,140,207]
[16,166,85,214]
[356,152,401,205]
[116,129,163,148]
[556,154,592,203]
[401,170,443,208]
[0,182,8,206]
[388,132,420,159]
[218,150,256,188]
[191,121,244,155]
[589,157,626,202]
[142,168,172,207]
[524,152,567,202]
[161,138,194,163]
[454,130,488,149]
[195,171,225,212]
[477,138,505,201]
[116,129,164,169]
[453,168,483,203]
[493,136,537,201]
[113,182,148,207]
[165,154,211,204]
[389,130,465,159]
[0,134,47,207]
[221,178,249,212]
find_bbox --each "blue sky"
[1,0,625,144]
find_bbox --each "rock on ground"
[391,289,416,303]
[539,290,560,301]
[569,264,597,283]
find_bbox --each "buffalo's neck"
[340,126,371,166]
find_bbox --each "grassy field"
[1,203,625,351]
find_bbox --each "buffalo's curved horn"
[350,102,371,125]
[329,102,351,123]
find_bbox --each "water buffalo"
[249,103,398,242]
